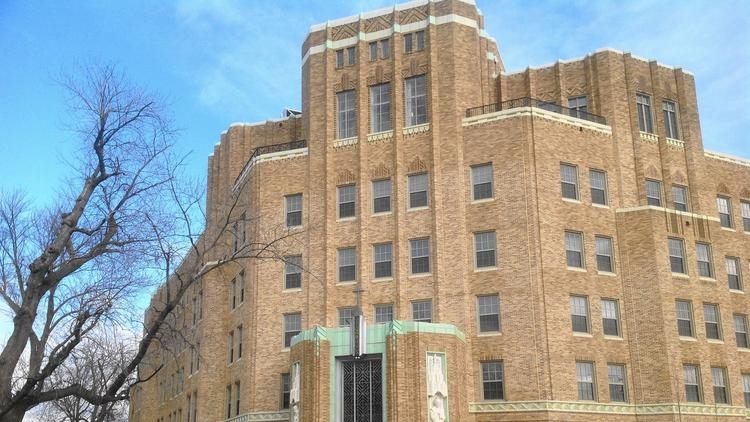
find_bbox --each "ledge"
[224,410,290,422]
[639,131,658,143]
[403,123,430,136]
[462,106,612,135]
[468,400,749,417]
[665,137,684,149]
[333,136,358,148]
[367,130,393,143]
[614,205,721,222]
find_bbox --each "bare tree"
[0,65,300,421]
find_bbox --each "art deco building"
[130,0,750,421]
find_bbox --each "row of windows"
[569,296,622,337]
[560,164,610,206]
[564,231,615,273]
[283,164,495,227]
[334,30,425,69]
[717,196,750,231]
[636,93,681,139]
[674,300,749,347]
[336,74,427,139]
[668,238,747,291]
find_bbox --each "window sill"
[604,335,624,341]
[372,211,392,217]
[474,266,498,273]
[729,289,745,294]
[408,273,432,279]
[333,136,358,148]
[720,226,735,232]
[407,206,429,212]
[471,197,494,204]
[591,203,610,209]
[336,216,356,222]
[477,332,502,337]
[281,348,290,352]
[562,197,581,204]
[679,336,697,342]
[699,277,717,283]
[283,288,302,293]
[567,267,587,272]
[738,347,750,352]
[672,273,690,280]
[706,339,724,344]
[336,281,357,286]
[597,271,617,277]
[572,332,593,338]
[286,224,303,230]
[372,277,393,283]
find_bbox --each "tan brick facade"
[130,1,750,421]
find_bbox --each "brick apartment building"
[130,0,750,421]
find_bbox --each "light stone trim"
[615,205,721,222]
[665,137,684,149]
[462,106,612,135]
[232,148,309,193]
[403,123,430,136]
[705,150,750,168]
[468,400,749,417]
[224,410,290,422]
[367,130,394,143]
[639,131,659,143]
[333,136,359,148]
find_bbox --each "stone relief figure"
[427,354,448,422]
[290,363,300,422]
[429,393,446,422]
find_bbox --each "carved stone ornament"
[427,353,448,422]
[337,169,356,185]
[371,163,391,179]
[290,362,300,422]
[407,157,427,173]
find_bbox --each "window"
[335,49,344,69]
[481,361,504,400]
[374,304,393,323]
[285,194,302,227]
[471,164,493,200]
[338,248,356,282]
[372,179,391,213]
[696,243,714,278]
[684,365,702,402]
[589,170,608,205]
[568,96,588,119]
[404,30,425,53]
[410,238,430,274]
[726,257,742,290]
[229,278,237,310]
[236,325,243,359]
[238,271,245,303]
[338,184,356,218]
[717,197,732,228]
[347,46,356,65]
[380,39,390,58]
[576,362,596,401]
[338,307,355,327]
[560,163,579,200]
[565,231,584,268]
[412,300,432,322]
[283,313,301,348]
[741,200,750,232]
[281,373,290,409]
[595,236,614,273]
[474,231,497,268]
[370,83,392,133]
[662,100,679,139]
[227,331,234,363]
[373,243,392,278]
[636,93,653,133]
[743,374,750,408]
[477,295,500,332]
[608,364,627,402]
[226,385,232,418]
[735,314,749,348]
[668,238,687,274]
[645,179,662,206]
[570,295,590,333]
[712,367,729,404]
[404,75,427,126]
[408,173,428,208]
[672,185,688,211]
[676,300,694,337]
[704,303,721,340]
[285,255,302,289]
[369,42,378,61]
[336,90,356,139]
[602,299,621,337]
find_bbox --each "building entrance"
[339,354,383,422]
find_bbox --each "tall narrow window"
[410,238,430,274]
[589,169,608,205]
[227,331,234,363]
[608,364,627,402]
[338,307,355,327]
[602,299,621,337]
[684,365,702,402]
[412,299,432,322]
[374,304,393,323]
[735,314,749,348]
[676,300,694,337]
[370,83,392,133]
[743,374,750,408]
[335,49,344,69]
[236,325,243,359]
[472,164,493,200]
[372,179,392,213]
[226,385,232,418]
[741,200,750,232]
[568,96,588,119]
[234,382,241,416]
[284,255,302,289]
[636,93,653,133]
[703,303,721,340]
[408,173,428,208]
[346,46,356,65]
[576,362,596,401]
[668,238,687,274]
[373,243,393,278]
[368,41,378,61]
[338,248,357,282]
[726,257,742,290]
[672,185,688,211]
[560,164,579,200]
[336,90,356,139]
[404,30,425,53]
[338,184,356,218]
[404,75,427,126]
[696,243,714,278]
[238,270,245,303]
[712,367,729,404]
[380,39,390,58]
[283,313,301,348]
[481,361,504,400]
[280,373,290,409]
[645,179,662,206]
[595,236,614,272]
[229,278,237,310]
[717,197,733,228]
[474,231,497,268]
[477,295,500,332]
[662,100,679,139]
[285,194,302,227]
[570,295,590,333]
[565,231,584,268]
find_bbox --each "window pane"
[646,180,662,206]
[595,236,613,272]
[683,365,701,402]
[608,364,627,402]
[372,179,392,213]
[338,185,356,218]
[576,362,595,401]
[370,83,392,133]
[477,295,500,332]
[672,185,688,211]
[570,296,589,332]
[481,361,504,400]
[285,255,302,289]
[405,75,427,126]
[338,248,356,282]
[408,173,428,208]
[411,238,430,274]
[565,232,583,268]
[336,90,356,139]
[589,170,607,205]
[560,164,578,200]
[374,304,393,323]
[373,243,392,278]
[668,238,686,273]
[412,300,432,322]
[472,164,493,200]
[475,232,497,268]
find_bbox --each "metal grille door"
[341,357,383,422]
